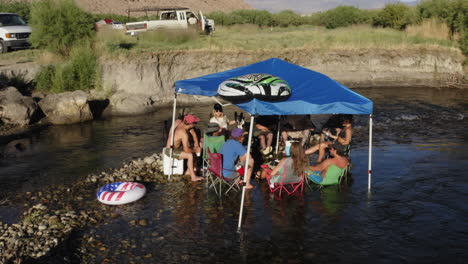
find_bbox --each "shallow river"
[1,87,467,263]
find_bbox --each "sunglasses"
[215,110,223,112]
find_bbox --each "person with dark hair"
[267,142,307,184]
[305,114,353,162]
[209,103,236,131]
[219,128,255,189]
[165,114,204,181]
[307,142,349,183]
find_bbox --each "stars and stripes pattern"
[97,182,145,203]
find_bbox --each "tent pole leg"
[237,115,255,232]
[275,116,281,155]
[368,114,373,192]
[169,92,178,180]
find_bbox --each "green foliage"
[35,65,55,92]
[29,0,95,55]
[320,6,368,29]
[460,29,468,55]
[373,3,414,30]
[302,12,323,26]
[417,0,468,36]
[0,1,31,21]
[272,10,305,27]
[34,44,97,93]
[208,10,274,26]
[416,0,468,55]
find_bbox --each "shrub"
[320,6,368,29]
[29,0,95,55]
[208,10,273,26]
[34,43,97,93]
[0,1,31,21]
[373,3,414,30]
[417,0,467,37]
[460,29,468,55]
[207,11,230,26]
[35,65,56,92]
[272,10,304,27]
[230,10,273,27]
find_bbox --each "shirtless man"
[307,142,349,183]
[166,114,204,181]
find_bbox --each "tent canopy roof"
[175,58,373,116]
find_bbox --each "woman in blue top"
[268,142,307,184]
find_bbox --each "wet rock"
[0,86,38,125]
[38,91,93,125]
[138,219,148,226]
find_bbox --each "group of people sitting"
[165,103,353,189]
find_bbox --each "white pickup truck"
[125,7,215,36]
[0,13,32,53]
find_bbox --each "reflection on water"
[1,87,468,263]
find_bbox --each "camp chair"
[262,164,305,199]
[202,134,225,177]
[206,150,241,196]
[306,164,346,188]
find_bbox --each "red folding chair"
[262,164,305,199]
[207,150,241,196]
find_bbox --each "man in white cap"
[166,114,203,181]
[219,128,255,189]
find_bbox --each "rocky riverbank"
[0,152,180,263]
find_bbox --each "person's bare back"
[165,115,203,181]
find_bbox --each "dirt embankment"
[98,48,466,103]
[0,47,466,105]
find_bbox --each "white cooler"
[162,148,184,175]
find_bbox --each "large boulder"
[103,92,159,116]
[38,91,93,125]
[0,86,38,125]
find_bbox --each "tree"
[320,6,367,29]
[0,1,31,21]
[373,3,414,30]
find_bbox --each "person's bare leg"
[244,157,255,189]
[180,152,203,181]
[266,133,273,149]
[317,142,330,163]
[305,143,319,155]
[259,135,266,150]
[281,131,288,144]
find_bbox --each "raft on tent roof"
[175,58,373,115]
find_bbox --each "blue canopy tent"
[170,58,374,230]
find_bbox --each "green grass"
[94,24,459,56]
[0,49,39,63]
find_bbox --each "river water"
[0,87,467,263]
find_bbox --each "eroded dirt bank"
[1,47,466,104]
[100,48,466,101]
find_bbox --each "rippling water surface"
[1,87,467,263]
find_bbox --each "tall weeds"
[35,44,97,93]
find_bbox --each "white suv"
[0,13,32,53]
